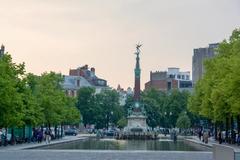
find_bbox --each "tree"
[188,28,240,141]
[76,87,96,126]
[176,112,191,130]
[76,87,124,129]
[141,88,162,129]
[117,118,127,129]
[36,72,67,128]
[0,54,25,129]
[63,96,80,125]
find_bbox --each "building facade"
[192,43,219,85]
[145,67,192,92]
[116,85,133,106]
[62,65,108,97]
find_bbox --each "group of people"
[198,129,209,144]
[33,128,52,144]
[217,130,240,145]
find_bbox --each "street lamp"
[164,112,173,128]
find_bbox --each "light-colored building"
[117,85,133,106]
[62,65,108,97]
[145,67,192,92]
[192,43,219,85]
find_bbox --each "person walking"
[198,129,202,141]
[218,130,222,144]
[45,129,51,144]
[203,131,209,144]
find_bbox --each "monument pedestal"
[127,115,147,133]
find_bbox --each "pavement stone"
[0,150,212,160]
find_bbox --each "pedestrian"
[203,131,208,144]
[37,129,41,143]
[237,134,240,146]
[198,129,202,141]
[37,129,43,143]
[45,129,51,144]
[218,130,222,144]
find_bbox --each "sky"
[0,0,239,89]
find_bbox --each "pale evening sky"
[0,0,239,89]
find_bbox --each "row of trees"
[188,28,240,140]
[0,54,80,143]
[77,87,124,129]
[77,87,194,131]
[123,89,194,130]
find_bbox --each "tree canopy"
[188,28,240,124]
[0,54,80,129]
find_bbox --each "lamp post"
[164,112,173,128]
[106,111,113,130]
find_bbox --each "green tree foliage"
[141,88,192,128]
[142,89,163,129]
[176,112,191,129]
[76,87,96,126]
[63,96,80,125]
[36,72,80,127]
[0,54,25,128]
[166,90,190,127]
[117,118,127,129]
[0,54,80,130]
[188,28,240,124]
[76,87,124,129]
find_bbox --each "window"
[77,79,80,87]
[167,82,172,90]
[71,90,74,97]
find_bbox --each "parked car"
[105,129,118,137]
[64,128,78,136]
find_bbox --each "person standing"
[203,131,209,144]
[45,129,51,144]
[198,129,202,141]
[218,130,222,144]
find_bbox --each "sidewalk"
[0,134,95,150]
[186,136,240,152]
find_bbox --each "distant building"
[145,67,192,92]
[192,43,219,85]
[62,65,108,97]
[0,44,5,57]
[116,85,133,106]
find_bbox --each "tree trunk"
[54,126,57,139]
[226,117,229,143]
[4,128,8,146]
[48,123,51,130]
[10,128,15,145]
[230,116,235,144]
[214,122,218,140]
[60,123,63,138]
[23,126,25,142]
[237,115,240,134]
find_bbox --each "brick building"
[145,68,192,92]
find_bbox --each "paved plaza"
[0,150,212,160]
